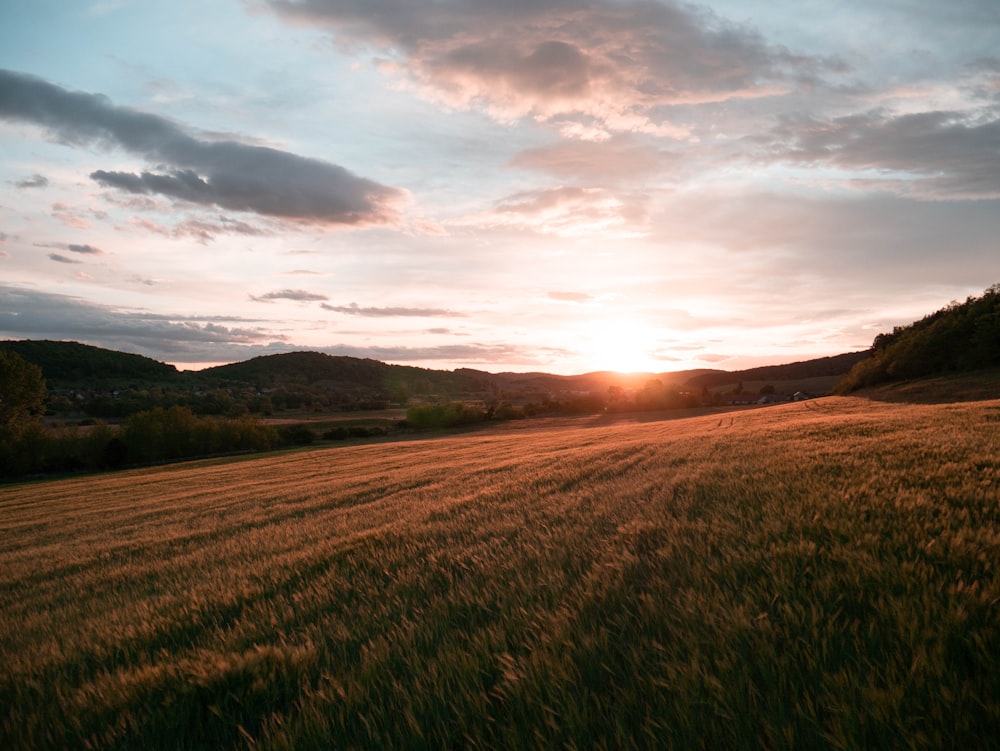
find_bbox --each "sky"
[1,0,998,375]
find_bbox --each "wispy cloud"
[486,185,648,236]
[0,285,284,359]
[510,135,679,182]
[35,241,105,257]
[0,68,406,226]
[548,291,594,303]
[0,284,542,367]
[50,202,92,229]
[14,173,49,189]
[320,302,463,317]
[127,215,268,243]
[67,243,104,255]
[250,289,330,303]
[48,252,82,264]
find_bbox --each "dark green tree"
[0,350,46,427]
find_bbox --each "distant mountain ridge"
[686,351,871,390]
[0,339,868,398]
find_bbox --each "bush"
[0,408,281,480]
[277,425,315,446]
[405,402,487,430]
[493,402,524,420]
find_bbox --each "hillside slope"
[685,350,870,390]
[837,284,1000,393]
[0,339,179,383]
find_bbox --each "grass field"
[2,396,999,749]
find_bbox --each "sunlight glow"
[578,318,666,373]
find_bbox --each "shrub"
[278,424,315,446]
[405,402,487,430]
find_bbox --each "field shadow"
[856,369,1000,405]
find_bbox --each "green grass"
[2,396,999,749]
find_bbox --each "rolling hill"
[0,339,179,384]
[1,339,865,401]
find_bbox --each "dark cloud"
[768,109,1000,198]
[48,252,81,264]
[440,38,592,100]
[0,284,545,367]
[0,68,405,225]
[14,174,49,189]
[266,0,829,132]
[67,243,104,255]
[250,289,330,303]
[320,302,463,317]
[0,284,285,363]
[965,58,1000,102]
[35,241,104,257]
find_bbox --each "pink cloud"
[484,185,649,236]
[509,134,679,182]
[51,202,91,229]
[124,215,268,243]
[548,291,594,303]
[268,1,822,135]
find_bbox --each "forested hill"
[2,338,871,398]
[197,351,489,395]
[0,340,179,383]
[685,351,870,390]
[836,285,1000,393]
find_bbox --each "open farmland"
[2,397,999,749]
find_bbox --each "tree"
[0,351,46,427]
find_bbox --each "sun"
[580,318,665,373]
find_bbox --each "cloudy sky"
[1,1,998,374]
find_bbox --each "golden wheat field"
[2,396,999,749]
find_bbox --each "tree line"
[1,351,294,478]
[836,284,1000,393]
